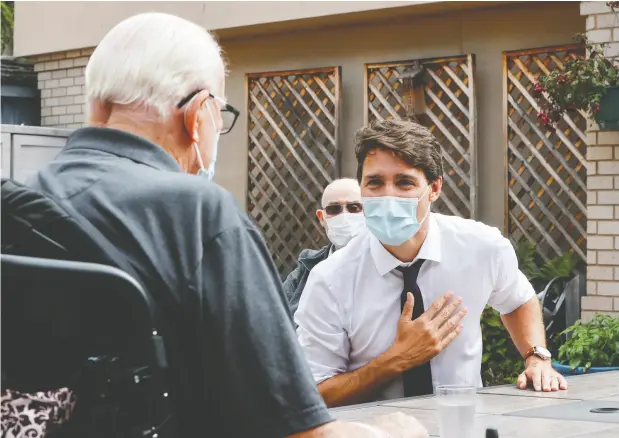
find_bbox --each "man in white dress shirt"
[295,119,568,408]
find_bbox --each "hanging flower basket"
[594,85,619,130]
[534,33,619,131]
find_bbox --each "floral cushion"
[1,388,77,438]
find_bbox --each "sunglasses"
[324,202,363,216]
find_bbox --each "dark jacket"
[283,244,332,325]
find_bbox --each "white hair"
[85,13,226,119]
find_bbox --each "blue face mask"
[362,187,431,246]
[192,100,220,181]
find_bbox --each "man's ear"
[429,176,443,203]
[87,99,112,126]
[183,90,210,142]
[316,209,326,226]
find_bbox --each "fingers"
[557,373,568,390]
[433,294,465,327]
[531,366,543,392]
[437,296,464,323]
[400,292,414,321]
[437,323,462,350]
[436,307,467,340]
[518,366,566,392]
[550,374,559,392]
[424,291,455,320]
[541,368,552,392]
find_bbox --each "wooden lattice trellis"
[504,45,587,263]
[246,67,341,276]
[365,55,478,219]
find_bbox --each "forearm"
[318,350,402,408]
[501,296,546,358]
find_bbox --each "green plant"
[1,1,14,54]
[536,251,579,282]
[534,33,619,127]
[513,239,579,290]
[558,315,619,371]
[480,306,522,386]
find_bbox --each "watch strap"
[524,346,551,361]
[524,346,537,360]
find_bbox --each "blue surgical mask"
[193,101,220,181]
[362,187,431,246]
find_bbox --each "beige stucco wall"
[14,1,445,57]
[28,2,583,232]
[220,2,583,230]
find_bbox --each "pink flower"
[537,111,550,126]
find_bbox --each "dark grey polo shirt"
[28,127,332,437]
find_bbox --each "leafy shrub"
[512,240,579,290]
[480,306,521,386]
[558,315,619,371]
[1,1,13,54]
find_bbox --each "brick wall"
[32,48,92,128]
[581,1,619,321]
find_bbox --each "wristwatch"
[524,346,552,361]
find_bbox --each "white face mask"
[325,213,366,249]
[193,101,220,181]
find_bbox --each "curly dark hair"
[354,119,444,183]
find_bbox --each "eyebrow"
[364,173,419,180]
[396,173,419,181]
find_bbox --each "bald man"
[284,178,366,322]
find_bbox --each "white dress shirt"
[295,213,535,400]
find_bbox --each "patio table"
[330,370,619,437]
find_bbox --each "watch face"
[535,346,551,359]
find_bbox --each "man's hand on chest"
[382,290,468,373]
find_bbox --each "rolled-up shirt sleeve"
[295,266,350,384]
[487,236,536,315]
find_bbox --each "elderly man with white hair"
[28,12,428,438]
[284,178,366,321]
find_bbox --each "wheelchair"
[1,178,175,438]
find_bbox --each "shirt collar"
[370,213,442,276]
[64,127,184,173]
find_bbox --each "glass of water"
[436,385,477,438]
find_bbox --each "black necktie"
[397,260,434,397]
